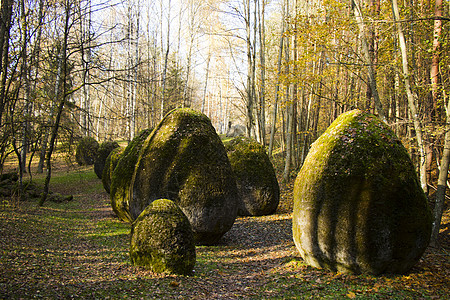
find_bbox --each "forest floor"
[0,154,449,299]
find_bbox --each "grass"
[0,161,449,299]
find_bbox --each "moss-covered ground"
[0,154,448,299]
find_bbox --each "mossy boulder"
[75,137,99,166]
[102,147,124,194]
[94,141,120,179]
[292,110,432,275]
[130,108,239,245]
[225,136,279,216]
[130,199,196,275]
[110,129,153,222]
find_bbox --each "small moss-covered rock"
[226,136,279,216]
[102,147,124,194]
[110,129,153,222]
[130,199,196,275]
[94,141,120,179]
[75,137,99,166]
[131,108,239,245]
[292,110,432,275]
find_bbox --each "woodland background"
[0,0,449,245]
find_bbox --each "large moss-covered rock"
[130,108,239,245]
[102,147,124,194]
[225,136,279,216]
[110,129,153,222]
[292,110,432,275]
[130,199,196,275]
[94,141,120,179]
[75,137,99,166]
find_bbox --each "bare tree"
[0,0,13,127]
[40,0,71,206]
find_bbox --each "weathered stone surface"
[131,108,239,245]
[226,123,246,137]
[102,147,124,194]
[110,129,152,222]
[130,199,196,275]
[292,110,432,275]
[226,136,279,216]
[75,137,99,166]
[94,141,120,179]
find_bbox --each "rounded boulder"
[110,129,153,222]
[292,110,432,275]
[130,108,239,245]
[130,199,196,275]
[102,147,124,194]
[75,137,99,166]
[225,136,279,216]
[94,141,120,179]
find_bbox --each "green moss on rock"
[130,108,239,245]
[110,129,153,222]
[292,110,432,275]
[130,199,196,275]
[225,136,280,216]
[75,137,99,166]
[94,141,120,179]
[102,147,124,194]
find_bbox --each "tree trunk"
[201,50,211,114]
[244,0,254,138]
[40,0,70,206]
[257,0,266,145]
[392,0,428,193]
[19,0,31,176]
[431,92,450,247]
[282,0,292,182]
[160,0,171,120]
[0,0,13,126]
[430,0,442,104]
[351,0,385,121]
[268,1,286,157]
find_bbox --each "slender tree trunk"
[201,50,211,114]
[431,92,450,247]
[0,0,13,126]
[80,0,91,137]
[268,1,286,157]
[258,0,266,145]
[160,0,171,120]
[130,0,139,140]
[244,0,254,138]
[430,0,442,104]
[392,0,428,193]
[282,0,292,182]
[40,0,70,206]
[351,0,385,120]
[19,0,31,177]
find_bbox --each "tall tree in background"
[0,0,13,129]
[40,0,71,206]
[80,0,92,137]
[392,0,427,193]
[351,0,385,120]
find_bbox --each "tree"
[0,0,13,128]
[392,0,427,193]
[351,0,385,120]
[40,0,71,206]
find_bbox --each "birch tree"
[392,0,427,193]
